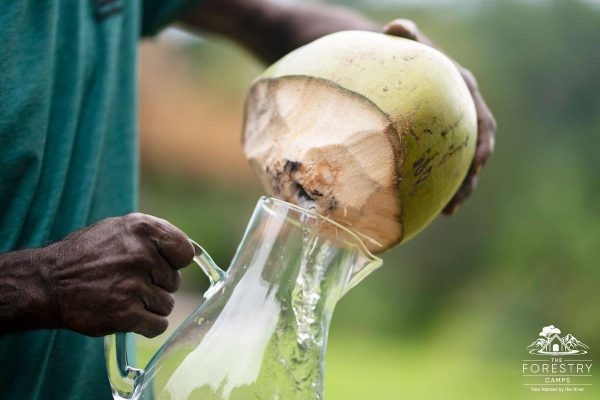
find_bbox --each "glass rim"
[259,196,382,264]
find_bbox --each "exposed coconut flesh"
[243,31,477,253]
[243,76,403,251]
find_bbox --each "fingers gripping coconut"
[242,31,477,253]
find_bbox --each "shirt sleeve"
[141,0,204,37]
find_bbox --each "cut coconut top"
[243,31,477,253]
[243,76,403,251]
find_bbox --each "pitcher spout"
[343,244,383,296]
[261,196,384,297]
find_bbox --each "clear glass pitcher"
[105,197,382,400]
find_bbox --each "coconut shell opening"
[243,76,403,252]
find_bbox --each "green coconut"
[242,30,477,253]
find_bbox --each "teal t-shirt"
[0,1,198,398]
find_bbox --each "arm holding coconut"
[181,0,496,215]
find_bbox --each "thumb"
[383,19,419,41]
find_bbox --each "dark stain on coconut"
[439,136,469,166]
[415,165,433,185]
[292,182,314,203]
[439,113,465,138]
[410,149,440,195]
[284,160,301,172]
[408,128,419,143]
[413,152,439,177]
[413,158,424,168]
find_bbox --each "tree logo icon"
[527,325,589,356]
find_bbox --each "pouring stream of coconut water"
[105,30,476,400]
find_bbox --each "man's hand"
[384,19,497,215]
[0,214,194,338]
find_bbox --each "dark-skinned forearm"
[0,248,56,334]
[0,214,194,338]
[182,0,379,64]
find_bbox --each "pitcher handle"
[190,239,226,298]
[105,240,226,399]
[105,333,144,399]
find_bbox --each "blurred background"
[135,0,600,398]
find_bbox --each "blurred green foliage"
[139,0,600,397]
